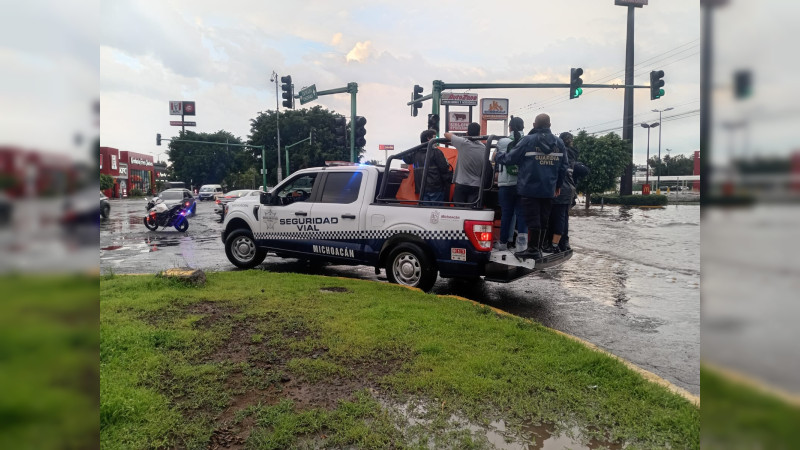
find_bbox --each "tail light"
[149,211,156,217]
[215,199,220,204]
[464,220,493,252]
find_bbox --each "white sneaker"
[493,242,507,251]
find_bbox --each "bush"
[100,173,115,191]
[128,188,144,197]
[591,193,668,206]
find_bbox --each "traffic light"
[734,70,752,99]
[281,75,293,109]
[333,116,347,147]
[411,85,423,117]
[650,70,665,100]
[354,116,367,148]
[310,129,316,145]
[156,133,161,146]
[569,68,584,99]
[427,113,440,132]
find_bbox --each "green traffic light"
[658,88,665,97]
[575,87,583,97]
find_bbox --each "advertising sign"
[169,101,196,116]
[440,92,479,106]
[378,145,394,151]
[448,111,469,132]
[480,98,509,120]
[118,164,128,177]
[130,157,154,167]
[170,121,197,126]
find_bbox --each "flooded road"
[101,200,700,395]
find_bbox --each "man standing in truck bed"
[444,123,487,206]
[495,113,568,260]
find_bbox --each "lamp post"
[652,107,673,191]
[641,122,660,191]
[270,71,282,184]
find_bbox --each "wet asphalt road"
[101,199,700,395]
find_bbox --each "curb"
[703,362,800,408]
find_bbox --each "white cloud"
[346,41,373,63]
[331,32,343,46]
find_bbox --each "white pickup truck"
[221,137,572,291]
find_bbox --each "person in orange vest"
[402,129,452,207]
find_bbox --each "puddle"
[377,395,623,449]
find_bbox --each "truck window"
[273,173,318,205]
[319,172,362,204]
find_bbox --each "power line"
[585,109,700,135]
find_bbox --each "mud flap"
[483,249,573,283]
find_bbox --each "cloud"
[331,32,343,46]
[346,41,373,63]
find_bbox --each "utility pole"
[618,0,647,196]
[271,71,283,184]
[653,107,673,191]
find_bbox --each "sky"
[94,0,701,168]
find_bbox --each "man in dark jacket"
[496,113,568,260]
[402,129,452,206]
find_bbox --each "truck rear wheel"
[225,229,266,269]
[385,242,437,292]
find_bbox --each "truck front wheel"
[225,229,266,269]
[385,243,437,292]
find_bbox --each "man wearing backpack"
[494,116,528,251]
[444,123,488,206]
[495,113,568,260]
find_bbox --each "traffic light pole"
[303,82,360,163]
[284,131,312,177]
[272,72,282,184]
[408,81,650,138]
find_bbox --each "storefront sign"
[441,92,478,106]
[448,111,469,132]
[111,154,117,170]
[480,98,509,120]
[118,164,128,176]
[130,157,154,167]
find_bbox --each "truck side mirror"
[260,192,270,205]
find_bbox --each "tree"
[248,106,365,185]
[167,130,246,188]
[647,153,695,176]
[100,173,115,191]
[363,159,382,166]
[573,131,630,208]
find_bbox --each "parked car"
[214,189,260,219]
[100,191,110,219]
[157,188,197,215]
[198,184,223,201]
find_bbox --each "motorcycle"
[143,197,190,232]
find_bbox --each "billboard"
[169,101,196,116]
[480,98,509,120]
[440,92,478,106]
[614,0,648,6]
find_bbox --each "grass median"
[100,271,698,449]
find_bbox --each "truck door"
[307,171,365,262]
[257,171,320,254]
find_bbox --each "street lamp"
[652,107,674,190]
[641,122,660,191]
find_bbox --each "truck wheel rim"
[232,236,255,262]
[393,252,421,286]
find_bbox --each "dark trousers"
[549,204,569,236]
[453,184,480,205]
[520,197,553,231]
